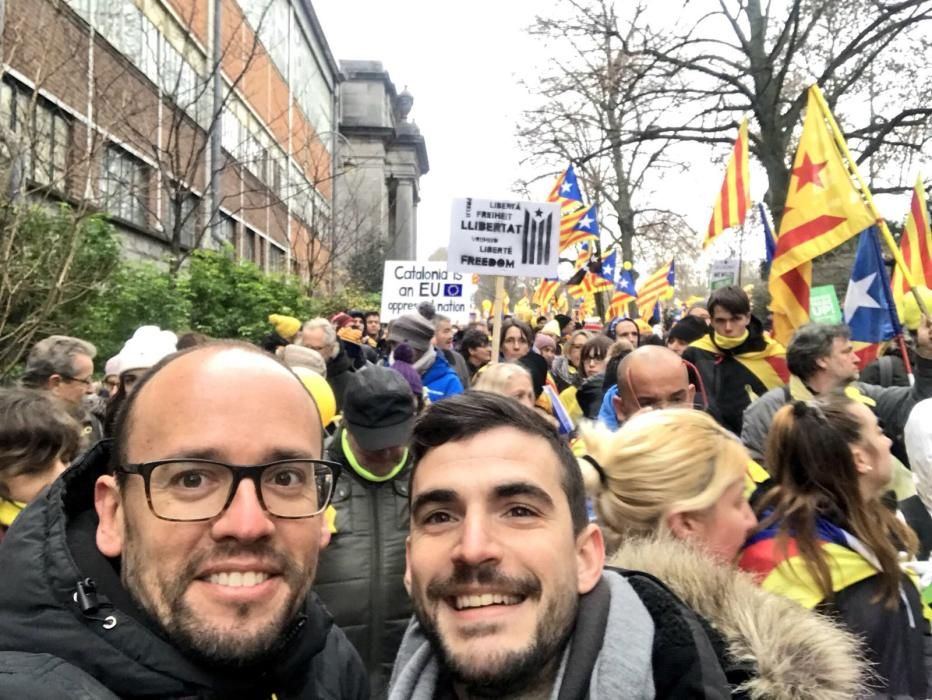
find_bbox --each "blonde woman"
[471,362,535,410]
[581,409,865,699]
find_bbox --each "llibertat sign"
[379,261,476,324]
[448,198,561,278]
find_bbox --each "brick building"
[0,0,426,285]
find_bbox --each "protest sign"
[448,198,561,278]
[809,285,843,324]
[709,259,740,290]
[380,261,476,324]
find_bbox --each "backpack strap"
[879,355,893,388]
[782,384,792,403]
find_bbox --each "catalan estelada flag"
[768,86,875,345]
[532,278,560,309]
[595,250,618,286]
[608,268,637,318]
[891,176,932,309]
[844,227,901,366]
[547,164,584,209]
[574,241,592,270]
[636,260,674,319]
[704,119,751,247]
[561,204,598,251]
[739,517,887,610]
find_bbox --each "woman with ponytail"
[740,396,927,698]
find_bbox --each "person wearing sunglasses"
[0,342,367,698]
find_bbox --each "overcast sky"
[313,0,554,260]
[312,0,917,274]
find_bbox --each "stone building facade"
[337,60,429,262]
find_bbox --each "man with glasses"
[0,342,367,698]
[20,334,102,448]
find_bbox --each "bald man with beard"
[596,346,697,430]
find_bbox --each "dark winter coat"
[315,428,413,699]
[682,316,788,435]
[0,441,368,699]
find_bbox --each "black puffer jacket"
[0,441,368,699]
[315,429,412,699]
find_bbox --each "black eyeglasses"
[117,459,341,522]
[60,374,93,386]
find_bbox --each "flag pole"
[490,275,505,365]
[810,84,929,317]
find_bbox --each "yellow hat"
[269,314,301,341]
[901,286,932,331]
[337,326,363,345]
[293,367,337,427]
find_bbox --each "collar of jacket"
[608,535,866,699]
[0,439,338,698]
[789,375,877,407]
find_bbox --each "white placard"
[709,259,740,290]
[448,198,561,278]
[379,261,476,325]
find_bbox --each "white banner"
[448,198,561,278]
[379,261,476,325]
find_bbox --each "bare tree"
[518,0,693,269]
[616,0,932,227]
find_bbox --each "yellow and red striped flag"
[636,260,675,319]
[533,279,560,308]
[704,119,751,247]
[768,86,875,345]
[892,175,932,308]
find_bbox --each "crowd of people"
[1,282,932,698]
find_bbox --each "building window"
[100,145,149,227]
[243,226,257,263]
[213,213,236,249]
[0,81,71,191]
[269,244,285,273]
[164,189,199,248]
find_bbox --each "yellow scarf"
[713,330,749,349]
[0,500,24,529]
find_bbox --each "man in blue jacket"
[386,311,463,402]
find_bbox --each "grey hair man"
[21,335,97,407]
[301,318,354,410]
[21,335,102,446]
[741,320,932,463]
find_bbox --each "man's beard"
[122,524,314,668]
[411,561,577,697]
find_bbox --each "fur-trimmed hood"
[608,536,869,699]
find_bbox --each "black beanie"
[667,315,709,344]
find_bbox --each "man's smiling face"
[405,425,599,692]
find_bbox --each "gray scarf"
[387,572,655,700]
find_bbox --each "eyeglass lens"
[146,460,334,520]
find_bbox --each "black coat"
[0,441,368,699]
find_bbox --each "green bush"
[0,204,120,379]
[60,248,380,369]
